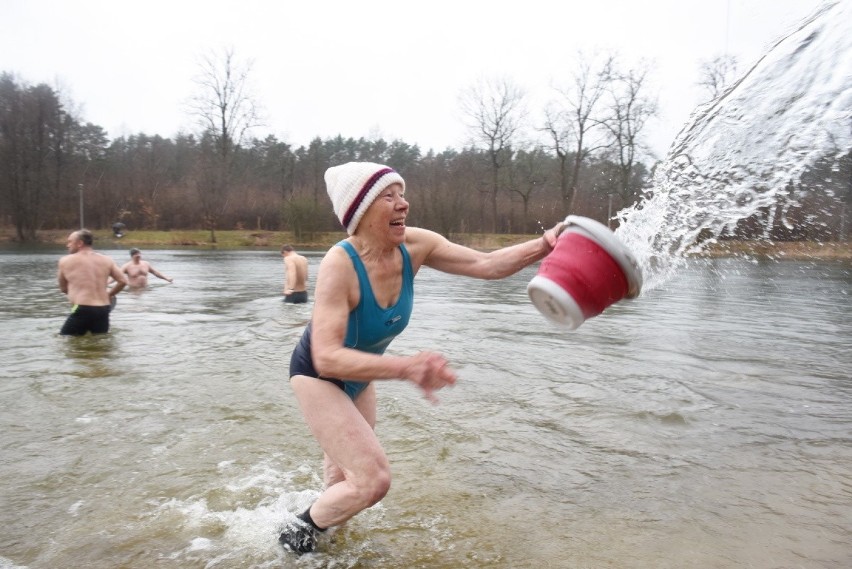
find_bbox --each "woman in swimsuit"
[281,161,565,553]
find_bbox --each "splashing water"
[616,0,852,290]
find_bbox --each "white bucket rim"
[526,275,585,329]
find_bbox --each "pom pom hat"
[325,162,406,235]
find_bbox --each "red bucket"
[527,216,642,329]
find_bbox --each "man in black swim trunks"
[281,244,309,304]
[57,229,127,335]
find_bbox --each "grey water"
[1,248,851,568]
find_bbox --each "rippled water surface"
[1,248,850,568]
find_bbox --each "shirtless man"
[57,229,127,336]
[121,248,173,289]
[281,244,309,304]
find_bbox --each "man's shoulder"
[57,253,74,269]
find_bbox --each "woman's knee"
[354,461,391,507]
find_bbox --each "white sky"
[0,0,830,159]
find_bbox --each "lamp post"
[77,184,84,229]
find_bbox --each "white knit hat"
[325,162,406,235]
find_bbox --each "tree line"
[1,50,847,243]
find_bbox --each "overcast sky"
[0,0,831,159]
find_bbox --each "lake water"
[1,248,850,569]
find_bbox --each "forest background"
[1,49,849,247]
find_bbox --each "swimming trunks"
[284,290,309,304]
[59,304,111,336]
[289,240,414,400]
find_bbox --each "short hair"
[77,229,94,246]
[129,248,141,257]
[281,244,294,253]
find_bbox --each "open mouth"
[390,220,405,227]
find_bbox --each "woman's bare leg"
[322,383,377,488]
[290,377,388,529]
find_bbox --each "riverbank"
[0,228,557,252]
[696,239,852,260]
[1,228,335,250]
[2,228,850,259]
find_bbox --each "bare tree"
[600,60,658,200]
[186,47,261,242]
[507,145,551,233]
[697,54,739,101]
[410,150,469,237]
[542,51,612,215]
[459,76,527,233]
[0,74,70,240]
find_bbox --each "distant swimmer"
[281,244,309,304]
[57,229,127,336]
[121,248,173,289]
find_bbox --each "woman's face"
[359,183,408,242]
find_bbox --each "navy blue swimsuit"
[289,241,414,399]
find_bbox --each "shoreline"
[2,228,850,260]
[694,240,851,260]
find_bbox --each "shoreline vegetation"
[2,228,850,260]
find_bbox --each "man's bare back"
[57,230,127,335]
[58,231,127,306]
[281,245,309,303]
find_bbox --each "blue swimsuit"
[289,241,414,399]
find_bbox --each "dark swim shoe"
[278,519,318,554]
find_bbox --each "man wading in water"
[121,248,173,289]
[281,244,309,303]
[57,229,127,335]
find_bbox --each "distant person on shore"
[281,244,309,304]
[57,229,127,336]
[279,162,565,554]
[121,248,173,289]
